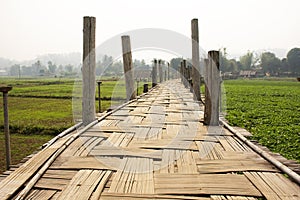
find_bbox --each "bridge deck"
[0,80,299,200]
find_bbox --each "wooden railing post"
[1,86,12,170]
[183,59,189,88]
[143,83,148,93]
[97,81,102,113]
[191,18,201,101]
[82,16,96,125]
[122,35,136,101]
[180,60,183,83]
[158,59,163,83]
[152,59,158,87]
[167,62,170,80]
[204,51,220,126]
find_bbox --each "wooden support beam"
[143,84,148,93]
[121,35,136,101]
[204,51,220,126]
[183,59,189,88]
[82,16,96,126]
[180,60,183,83]
[167,62,170,80]
[152,59,158,87]
[191,18,201,101]
[0,86,12,170]
[158,59,163,83]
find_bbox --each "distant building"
[0,69,8,76]
[239,70,258,78]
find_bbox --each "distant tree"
[260,52,281,75]
[220,48,231,72]
[22,66,33,76]
[65,64,74,73]
[102,55,113,69]
[281,58,290,73]
[287,48,300,75]
[239,51,254,70]
[228,59,239,72]
[170,58,182,71]
[10,64,20,76]
[48,61,57,74]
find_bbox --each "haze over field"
[0,0,299,65]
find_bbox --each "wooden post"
[122,35,136,101]
[143,83,148,93]
[183,59,189,88]
[204,58,210,125]
[158,59,163,83]
[0,86,12,170]
[180,61,183,83]
[167,62,170,80]
[136,79,139,96]
[152,59,158,87]
[204,51,220,126]
[97,81,102,113]
[82,16,96,126]
[191,18,201,101]
[164,70,167,82]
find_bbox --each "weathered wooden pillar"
[191,18,201,101]
[183,59,189,88]
[1,86,12,170]
[164,71,167,82]
[122,35,136,101]
[143,83,148,93]
[180,61,183,83]
[167,62,170,80]
[158,59,163,83]
[97,81,102,113]
[152,59,158,87]
[204,51,220,126]
[136,79,139,96]
[82,16,96,125]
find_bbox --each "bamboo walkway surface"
[0,80,299,200]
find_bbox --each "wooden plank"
[100,192,209,199]
[27,189,57,200]
[57,170,111,199]
[154,174,262,197]
[195,141,224,159]
[49,156,115,170]
[42,169,77,179]
[196,159,278,173]
[244,172,300,200]
[0,147,57,199]
[35,177,70,190]
[108,158,154,194]
[90,170,112,200]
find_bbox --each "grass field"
[0,77,299,174]
[224,79,300,162]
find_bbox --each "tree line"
[169,47,300,77]
[8,55,151,78]
[220,47,300,76]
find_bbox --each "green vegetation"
[0,134,53,173]
[224,79,300,162]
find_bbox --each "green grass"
[224,79,300,162]
[0,134,53,174]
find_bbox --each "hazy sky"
[0,0,299,61]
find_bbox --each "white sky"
[0,0,299,61]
